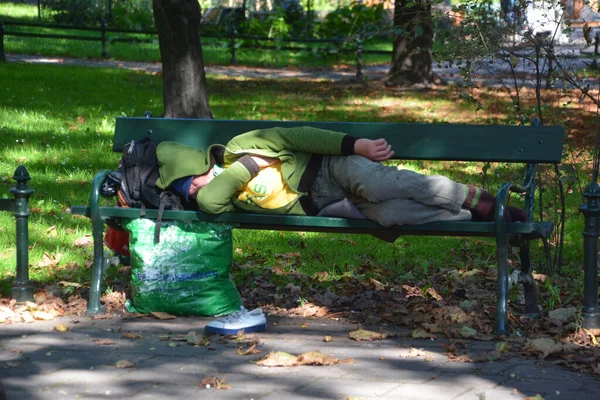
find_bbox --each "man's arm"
[195,158,258,214]
[227,126,393,161]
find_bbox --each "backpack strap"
[154,201,166,244]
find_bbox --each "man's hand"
[354,138,394,161]
[251,155,279,168]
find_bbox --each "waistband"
[298,154,322,216]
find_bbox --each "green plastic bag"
[123,219,242,317]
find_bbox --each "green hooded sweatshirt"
[157,126,357,215]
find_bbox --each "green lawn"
[0,61,592,312]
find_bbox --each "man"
[156,126,526,225]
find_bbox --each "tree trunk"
[153,0,213,119]
[385,0,433,86]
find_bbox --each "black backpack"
[102,137,186,243]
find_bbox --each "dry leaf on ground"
[121,332,144,340]
[525,338,578,359]
[348,329,388,341]
[256,351,299,367]
[411,328,437,339]
[53,324,69,332]
[115,360,135,368]
[199,376,231,390]
[297,351,339,366]
[237,343,261,356]
[151,312,176,320]
[93,338,116,346]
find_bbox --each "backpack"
[110,137,185,243]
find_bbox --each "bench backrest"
[113,117,564,163]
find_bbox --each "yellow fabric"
[237,163,298,209]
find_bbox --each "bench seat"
[71,205,554,239]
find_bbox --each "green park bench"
[0,166,34,303]
[71,116,565,335]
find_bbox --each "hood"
[156,141,225,189]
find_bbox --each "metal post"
[230,24,237,65]
[355,33,364,81]
[101,19,108,59]
[580,181,600,329]
[591,31,600,71]
[0,21,5,62]
[545,40,554,89]
[10,166,34,303]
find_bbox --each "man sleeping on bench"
[156,126,526,334]
[157,126,526,225]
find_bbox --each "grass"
[0,3,391,68]
[0,61,595,305]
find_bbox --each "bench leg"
[519,243,540,317]
[86,171,111,315]
[495,234,509,335]
[86,221,104,315]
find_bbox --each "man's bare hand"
[251,155,279,168]
[354,138,394,161]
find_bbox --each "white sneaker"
[205,307,267,335]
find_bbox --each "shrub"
[112,0,154,31]
[43,0,107,27]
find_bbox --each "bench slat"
[113,117,564,163]
[70,206,553,239]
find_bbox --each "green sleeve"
[195,162,251,214]
[226,126,356,156]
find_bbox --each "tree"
[153,0,213,118]
[384,0,433,86]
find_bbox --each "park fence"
[0,19,392,80]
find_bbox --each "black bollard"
[580,180,600,329]
[10,165,35,303]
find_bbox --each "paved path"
[6,49,600,88]
[1,315,599,399]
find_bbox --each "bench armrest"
[495,163,537,223]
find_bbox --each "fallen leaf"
[115,359,135,368]
[256,351,298,367]
[323,336,332,342]
[151,312,176,320]
[422,323,441,333]
[524,395,545,400]
[369,278,386,291]
[584,329,599,345]
[236,343,261,356]
[458,325,477,338]
[548,308,577,325]
[297,351,339,366]
[121,332,144,340]
[525,338,564,359]
[37,252,62,268]
[182,331,208,346]
[199,376,231,390]
[73,236,92,248]
[46,226,57,238]
[53,324,69,332]
[33,310,56,321]
[411,328,436,339]
[274,252,301,259]
[348,329,388,341]
[93,339,116,346]
[426,287,442,301]
[58,281,82,288]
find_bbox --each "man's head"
[156,142,224,196]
